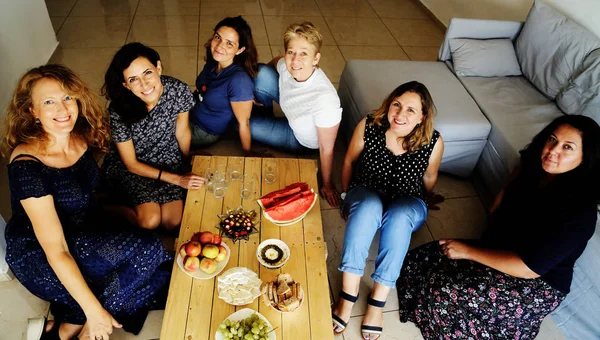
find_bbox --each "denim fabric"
[190,120,220,149]
[339,186,427,287]
[253,63,279,107]
[249,116,307,152]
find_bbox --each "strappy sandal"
[332,291,359,334]
[361,296,386,340]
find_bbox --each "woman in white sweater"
[250,22,342,207]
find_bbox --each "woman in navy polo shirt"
[190,16,258,153]
[395,115,600,339]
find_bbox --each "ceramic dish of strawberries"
[176,231,230,280]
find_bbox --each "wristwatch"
[340,192,347,200]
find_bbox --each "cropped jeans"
[339,186,428,287]
[250,64,308,152]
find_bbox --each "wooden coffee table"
[160,156,333,340]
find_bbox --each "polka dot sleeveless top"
[348,115,440,201]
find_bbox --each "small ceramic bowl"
[256,239,290,269]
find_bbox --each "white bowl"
[256,239,290,269]
[215,308,276,340]
[217,267,263,306]
[176,242,230,280]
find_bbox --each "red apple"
[185,241,202,257]
[215,245,227,262]
[190,232,201,242]
[199,231,214,245]
[202,244,219,259]
[179,243,187,258]
[183,256,200,272]
[199,257,217,274]
[213,234,222,245]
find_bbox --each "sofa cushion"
[557,48,600,123]
[515,1,600,100]
[457,75,564,172]
[449,38,522,77]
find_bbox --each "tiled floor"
[0,0,564,339]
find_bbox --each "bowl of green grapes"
[215,308,275,340]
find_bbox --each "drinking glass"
[264,159,278,184]
[204,167,216,193]
[229,158,243,181]
[216,165,230,189]
[213,175,227,199]
[240,174,254,200]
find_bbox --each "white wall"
[421,0,600,38]
[0,0,58,117]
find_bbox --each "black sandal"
[332,291,359,334]
[361,296,385,340]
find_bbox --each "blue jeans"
[250,63,308,152]
[339,187,428,287]
[253,63,279,107]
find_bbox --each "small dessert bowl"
[256,239,290,269]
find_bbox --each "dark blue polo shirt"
[190,61,254,135]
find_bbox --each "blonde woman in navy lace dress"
[2,65,172,340]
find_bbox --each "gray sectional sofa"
[337,1,600,338]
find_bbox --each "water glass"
[204,167,216,193]
[240,174,254,200]
[213,176,227,199]
[264,159,278,184]
[216,165,230,189]
[229,158,243,181]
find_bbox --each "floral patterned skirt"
[396,242,565,339]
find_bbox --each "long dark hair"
[370,81,436,153]
[102,42,161,124]
[204,16,258,77]
[518,115,600,203]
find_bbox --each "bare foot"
[361,304,384,340]
[332,296,356,333]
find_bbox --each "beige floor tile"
[403,46,440,61]
[343,311,424,339]
[383,18,444,47]
[45,0,77,16]
[316,0,377,17]
[127,15,199,47]
[198,15,269,46]
[50,16,66,33]
[263,16,336,46]
[57,16,131,48]
[433,173,478,199]
[325,17,396,46]
[338,46,408,61]
[426,196,487,240]
[270,45,345,83]
[49,47,120,96]
[200,1,263,16]
[111,310,164,339]
[151,46,198,85]
[367,0,429,19]
[260,0,321,16]
[0,279,50,340]
[136,0,200,16]
[69,0,139,17]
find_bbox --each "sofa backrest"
[515,1,600,102]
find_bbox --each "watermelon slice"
[263,189,318,226]
[257,182,309,209]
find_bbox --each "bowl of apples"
[177,231,230,280]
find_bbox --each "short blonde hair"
[283,22,323,55]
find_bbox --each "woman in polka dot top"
[332,81,444,340]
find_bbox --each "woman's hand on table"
[79,307,122,340]
[439,239,472,260]
[320,182,341,208]
[178,173,206,189]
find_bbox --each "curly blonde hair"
[283,22,323,63]
[1,64,110,157]
[370,81,436,153]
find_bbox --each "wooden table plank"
[160,156,211,340]
[299,159,334,340]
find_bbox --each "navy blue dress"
[4,151,173,334]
